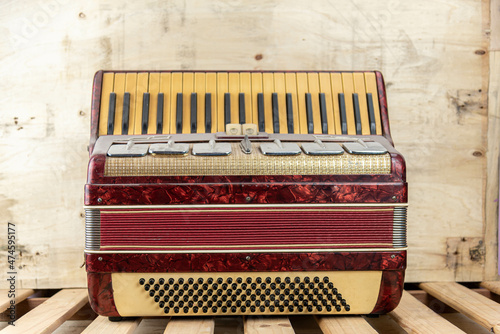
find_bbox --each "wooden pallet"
[1,282,500,333]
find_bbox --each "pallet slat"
[2,286,500,333]
[389,290,465,333]
[81,316,141,333]
[244,317,295,334]
[480,281,500,295]
[0,289,88,334]
[0,289,34,313]
[316,316,377,333]
[163,318,214,334]
[420,282,500,333]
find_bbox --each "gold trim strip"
[85,203,408,210]
[100,208,394,214]
[85,247,408,254]
[100,242,393,250]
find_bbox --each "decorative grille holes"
[139,275,350,315]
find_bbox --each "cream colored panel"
[251,73,263,129]
[125,73,138,135]
[112,271,382,316]
[274,72,287,133]
[319,73,335,134]
[134,73,149,135]
[217,72,228,132]
[195,72,206,133]
[285,73,299,134]
[206,73,217,132]
[364,72,382,135]
[341,73,355,134]
[159,72,171,134]
[182,73,194,133]
[296,73,308,134]
[353,73,369,135]
[228,72,240,124]
[147,73,160,134]
[112,73,125,135]
[262,73,274,133]
[170,73,183,133]
[307,72,321,134]
[239,72,252,124]
[330,73,343,134]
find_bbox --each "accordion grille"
[104,144,391,176]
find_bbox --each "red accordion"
[85,71,407,317]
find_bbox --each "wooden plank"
[363,314,406,334]
[420,282,500,333]
[244,317,294,334]
[407,288,494,313]
[0,289,87,334]
[389,290,465,333]
[441,314,492,334]
[0,0,489,288]
[52,320,93,334]
[0,289,34,313]
[163,318,214,334]
[445,237,485,281]
[485,51,500,280]
[81,316,141,334]
[316,316,377,333]
[491,0,500,51]
[481,281,500,295]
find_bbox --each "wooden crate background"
[2,284,500,333]
[0,0,498,289]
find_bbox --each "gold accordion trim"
[104,143,391,176]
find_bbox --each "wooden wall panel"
[0,0,493,288]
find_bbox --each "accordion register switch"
[84,71,407,317]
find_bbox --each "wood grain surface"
[0,0,493,288]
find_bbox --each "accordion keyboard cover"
[85,71,407,317]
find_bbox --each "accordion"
[84,71,407,317]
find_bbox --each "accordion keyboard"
[98,71,383,137]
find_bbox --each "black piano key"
[305,93,314,134]
[352,93,362,135]
[272,93,280,133]
[122,92,130,134]
[156,93,164,134]
[176,93,183,134]
[319,93,328,134]
[366,93,377,135]
[338,93,347,134]
[191,93,197,133]
[257,93,265,132]
[107,92,116,135]
[286,93,294,134]
[205,93,212,133]
[224,93,231,124]
[141,92,150,134]
[239,93,246,124]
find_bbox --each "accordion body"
[84,71,407,317]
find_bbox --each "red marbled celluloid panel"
[89,71,103,155]
[375,71,393,145]
[371,270,405,313]
[86,251,406,273]
[85,182,407,206]
[87,272,119,317]
[86,252,405,316]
